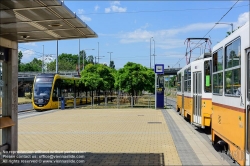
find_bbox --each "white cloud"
[79,15,91,22]
[22,50,35,63]
[94,5,100,11]
[235,11,249,28]
[119,22,217,44]
[78,9,84,14]
[105,1,126,13]
[105,8,111,13]
[111,1,120,5]
[24,42,36,46]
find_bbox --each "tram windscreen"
[33,77,53,97]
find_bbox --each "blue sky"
[18,0,249,70]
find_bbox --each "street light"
[107,52,113,67]
[153,39,156,67]
[42,45,44,73]
[150,37,153,69]
[215,22,233,33]
[94,56,104,64]
[82,49,95,70]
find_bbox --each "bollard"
[131,96,133,108]
[61,97,65,110]
[105,96,107,106]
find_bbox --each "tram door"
[181,75,184,116]
[193,72,202,125]
[246,50,250,166]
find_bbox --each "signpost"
[154,64,164,109]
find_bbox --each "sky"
[18,0,250,70]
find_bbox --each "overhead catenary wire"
[172,0,240,68]
[82,4,249,15]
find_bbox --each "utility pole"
[107,52,113,67]
[56,40,58,73]
[153,39,155,67]
[42,45,44,73]
[150,37,153,69]
[78,39,80,72]
[98,42,99,63]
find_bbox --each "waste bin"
[61,97,65,110]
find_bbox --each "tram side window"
[204,60,212,93]
[213,48,223,95]
[177,73,181,92]
[187,67,191,92]
[184,68,191,92]
[213,73,223,95]
[184,70,187,92]
[213,48,223,72]
[224,38,241,96]
[52,79,62,101]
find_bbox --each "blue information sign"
[154,64,164,74]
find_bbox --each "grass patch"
[18,97,32,104]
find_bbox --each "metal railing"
[57,95,156,109]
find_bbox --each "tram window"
[177,73,181,92]
[184,68,191,92]
[204,60,211,93]
[213,73,223,95]
[224,68,241,96]
[213,48,223,72]
[225,38,241,69]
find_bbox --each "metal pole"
[42,45,44,73]
[107,52,113,67]
[231,23,233,33]
[83,50,84,70]
[153,39,155,67]
[150,38,151,69]
[155,73,157,109]
[98,42,99,63]
[56,40,58,73]
[79,39,80,72]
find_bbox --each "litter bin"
[61,97,65,110]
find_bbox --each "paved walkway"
[8,108,231,165]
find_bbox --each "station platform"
[13,108,231,165]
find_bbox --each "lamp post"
[42,45,44,73]
[94,56,104,64]
[153,39,155,67]
[150,37,153,69]
[107,52,113,67]
[82,49,95,70]
[215,22,233,33]
[44,54,53,72]
[56,40,58,73]
[98,42,99,63]
[79,39,80,72]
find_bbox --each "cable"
[82,4,249,15]
[172,0,240,68]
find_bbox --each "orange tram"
[176,21,249,165]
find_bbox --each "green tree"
[19,58,42,72]
[115,62,154,105]
[169,75,177,87]
[109,60,115,69]
[47,53,78,72]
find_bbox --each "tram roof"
[0,0,98,43]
